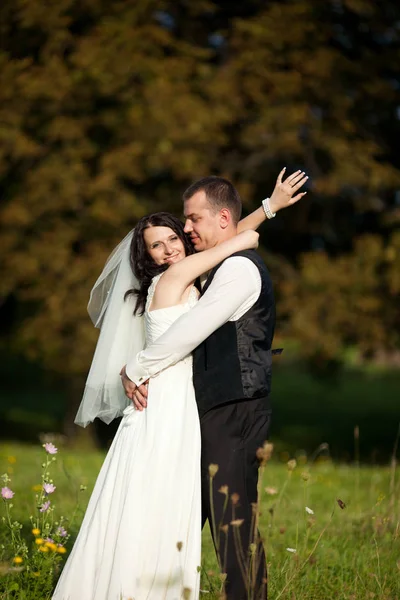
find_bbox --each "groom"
[121,172,306,599]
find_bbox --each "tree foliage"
[0,0,399,382]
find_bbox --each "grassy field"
[0,442,399,599]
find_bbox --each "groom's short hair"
[183,176,242,224]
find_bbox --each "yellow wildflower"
[35,538,44,545]
[56,546,67,554]
[7,456,17,464]
[45,542,57,552]
[32,528,40,536]
[38,546,49,553]
[13,557,23,564]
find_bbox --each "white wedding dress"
[53,276,201,600]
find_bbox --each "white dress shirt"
[126,257,262,386]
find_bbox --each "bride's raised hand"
[268,168,308,214]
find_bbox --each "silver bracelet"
[262,197,276,219]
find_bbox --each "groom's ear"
[219,208,232,229]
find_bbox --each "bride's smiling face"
[144,226,186,266]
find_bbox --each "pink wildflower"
[57,526,67,537]
[43,443,58,455]
[43,483,56,494]
[40,500,51,512]
[1,487,14,500]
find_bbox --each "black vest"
[193,250,275,416]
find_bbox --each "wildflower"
[301,471,310,481]
[7,456,16,464]
[13,557,23,564]
[57,526,67,537]
[287,459,297,471]
[45,542,57,552]
[218,485,228,495]
[44,537,54,543]
[32,528,41,536]
[305,506,314,515]
[265,487,278,495]
[40,501,51,513]
[39,545,49,553]
[35,538,45,545]
[286,547,297,553]
[1,486,14,499]
[43,443,58,455]
[43,483,56,495]
[208,464,219,478]
[56,546,67,554]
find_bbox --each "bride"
[52,170,306,600]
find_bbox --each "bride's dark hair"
[125,212,195,315]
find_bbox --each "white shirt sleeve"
[125,257,261,385]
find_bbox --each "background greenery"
[0,0,399,450]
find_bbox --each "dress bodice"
[144,273,198,346]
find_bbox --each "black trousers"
[200,397,271,600]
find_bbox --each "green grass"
[1,442,399,599]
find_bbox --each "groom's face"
[183,191,222,251]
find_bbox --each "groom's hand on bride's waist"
[120,365,149,411]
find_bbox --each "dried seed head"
[251,502,259,516]
[256,442,274,465]
[218,485,228,495]
[231,493,240,506]
[287,459,297,471]
[230,519,244,527]
[208,464,219,478]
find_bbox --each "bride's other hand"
[269,168,308,214]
